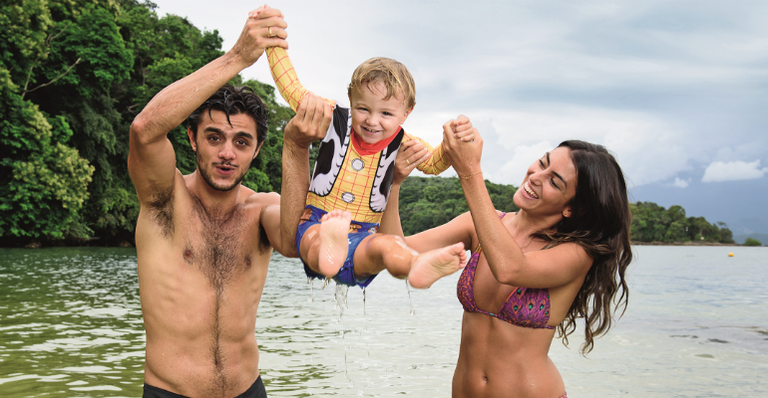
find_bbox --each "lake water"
[0,246,766,397]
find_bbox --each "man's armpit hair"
[147,186,174,237]
[258,222,271,254]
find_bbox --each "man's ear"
[187,127,197,152]
[252,141,264,160]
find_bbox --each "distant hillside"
[726,217,768,236]
[733,233,768,245]
[395,178,735,244]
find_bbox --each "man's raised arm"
[280,94,331,258]
[128,8,288,202]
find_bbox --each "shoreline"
[630,241,746,247]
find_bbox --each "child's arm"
[404,116,475,175]
[402,133,450,175]
[266,47,335,112]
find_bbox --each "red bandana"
[350,126,402,156]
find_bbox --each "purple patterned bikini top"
[456,213,553,329]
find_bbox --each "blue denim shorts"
[296,205,379,288]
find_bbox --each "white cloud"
[150,0,768,224]
[419,104,692,188]
[154,5,765,134]
[405,103,695,188]
[701,160,768,182]
[713,144,768,163]
[494,141,556,186]
[672,178,689,188]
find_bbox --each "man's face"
[349,80,412,145]
[188,109,261,192]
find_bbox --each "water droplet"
[405,279,415,315]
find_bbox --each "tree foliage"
[1,70,94,239]
[396,179,734,245]
[398,177,519,236]
[630,201,734,244]
[743,237,763,247]
[1,0,292,245]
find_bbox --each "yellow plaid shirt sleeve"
[266,47,336,111]
[403,133,452,175]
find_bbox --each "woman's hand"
[393,139,429,184]
[442,115,483,176]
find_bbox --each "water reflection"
[0,248,144,397]
[2,246,767,397]
[0,248,461,397]
[255,255,460,396]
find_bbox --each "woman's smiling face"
[514,146,578,217]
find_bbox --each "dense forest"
[398,178,734,244]
[1,0,735,247]
[1,0,292,246]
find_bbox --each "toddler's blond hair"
[347,57,416,109]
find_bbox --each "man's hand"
[279,93,332,258]
[230,6,288,67]
[284,93,332,149]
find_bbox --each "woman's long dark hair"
[533,140,632,354]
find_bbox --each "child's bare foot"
[407,243,467,289]
[317,210,352,277]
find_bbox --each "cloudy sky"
[152,0,768,235]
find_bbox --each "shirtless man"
[128,7,330,398]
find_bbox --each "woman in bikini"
[381,119,632,398]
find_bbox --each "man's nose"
[219,141,236,160]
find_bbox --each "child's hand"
[451,115,475,142]
[393,139,429,184]
[230,5,287,65]
[249,4,285,19]
[442,116,483,176]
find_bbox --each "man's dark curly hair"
[186,84,268,145]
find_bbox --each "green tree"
[630,201,734,244]
[0,70,94,240]
[744,237,763,246]
[1,0,293,246]
[30,1,138,243]
[397,176,519,236]
[662,205,687,242]
[716,222,734,244]
[631,201,668,242]
[1,2,96,241]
